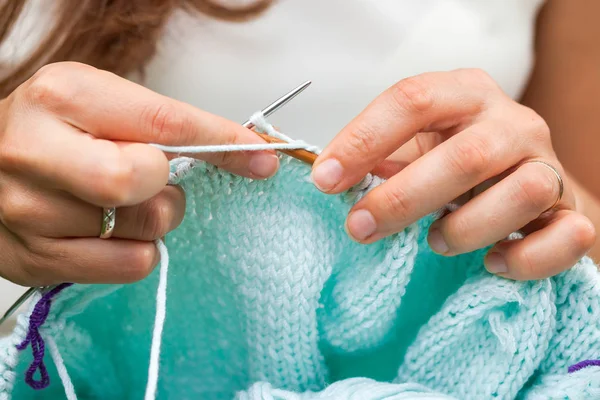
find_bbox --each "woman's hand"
[312,69,596,280]
[0,62,278,286]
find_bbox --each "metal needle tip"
[0,287,37,326]
[242,80,311,128]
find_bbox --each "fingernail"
[249,153,279,178]
[428,229,449,254]
[346,209,377,241]
[311,159,343,192]
[485,252,508,274]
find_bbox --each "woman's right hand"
[0,62,279,286]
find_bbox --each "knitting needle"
[0,81,318,328]
[242,81,318,165]
[0,287,47,327]
[0,287,37,325]
[242,80,311,129]
[253,133,317,165]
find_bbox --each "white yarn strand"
[249,111,297,143]
[44,334,77,400]
[144,239,170,400]
[146,113,314,399]
[151,111,320,156]
[151,141,313,154]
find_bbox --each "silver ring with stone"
[100,207,116,239]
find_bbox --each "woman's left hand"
[311,69,596,280]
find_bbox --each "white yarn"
[168,157,199,185]
[44,334,77,400]
[144,239,170,400]
[248,111,321,155]
[151,111,321,155]
[152,141,312,153]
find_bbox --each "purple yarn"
[568,359,600,373]
[16,283,73,390]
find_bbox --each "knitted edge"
[0,291,41,398]
[0,283,118,399]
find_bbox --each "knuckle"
[25,63,83,109]
[446,213,501,253]
[142,102,193,144]
[345,123,381,160]
[443,216,477,252]
[514,248,538,279]
[26,238,61,262]
[378,186,414,222]
[140,197,174,240]
[0,142,25,172]
[390,77,434,114]
[446,135,492,179]
[18,243,58,285]
[439,219,467,251]
[32,63,63,80]
[514,167,557,212]
[210,126,240,168]
[33,61,93,78]
[0,192,35,231]
[123,244,157,282]
[571,217,597,252]
[93,158,135,205]
[525,109,551,142]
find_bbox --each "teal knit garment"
[1,154,600,399]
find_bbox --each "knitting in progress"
[1,113,599,400]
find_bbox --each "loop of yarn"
[150,111,321,156]
[248,112,322,155]
[16,283,73,390]
[568,359,600,373]
[168,157,199,185]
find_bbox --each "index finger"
[311,69,498,193]
[24,62,278,178]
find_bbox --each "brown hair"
[0,0,272,98]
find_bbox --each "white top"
[144,0,545,148]
[0,0,544,323]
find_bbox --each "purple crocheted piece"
[16,283,73,390]
[568,359,600,373]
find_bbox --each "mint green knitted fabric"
[1,157,599,400]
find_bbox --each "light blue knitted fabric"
[1,139,600,399]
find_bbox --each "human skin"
[0,62,279,286]
[0,1,598,286]
[312,0,600,281]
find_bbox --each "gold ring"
[100,207,116,239]
[521,160,564,210]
